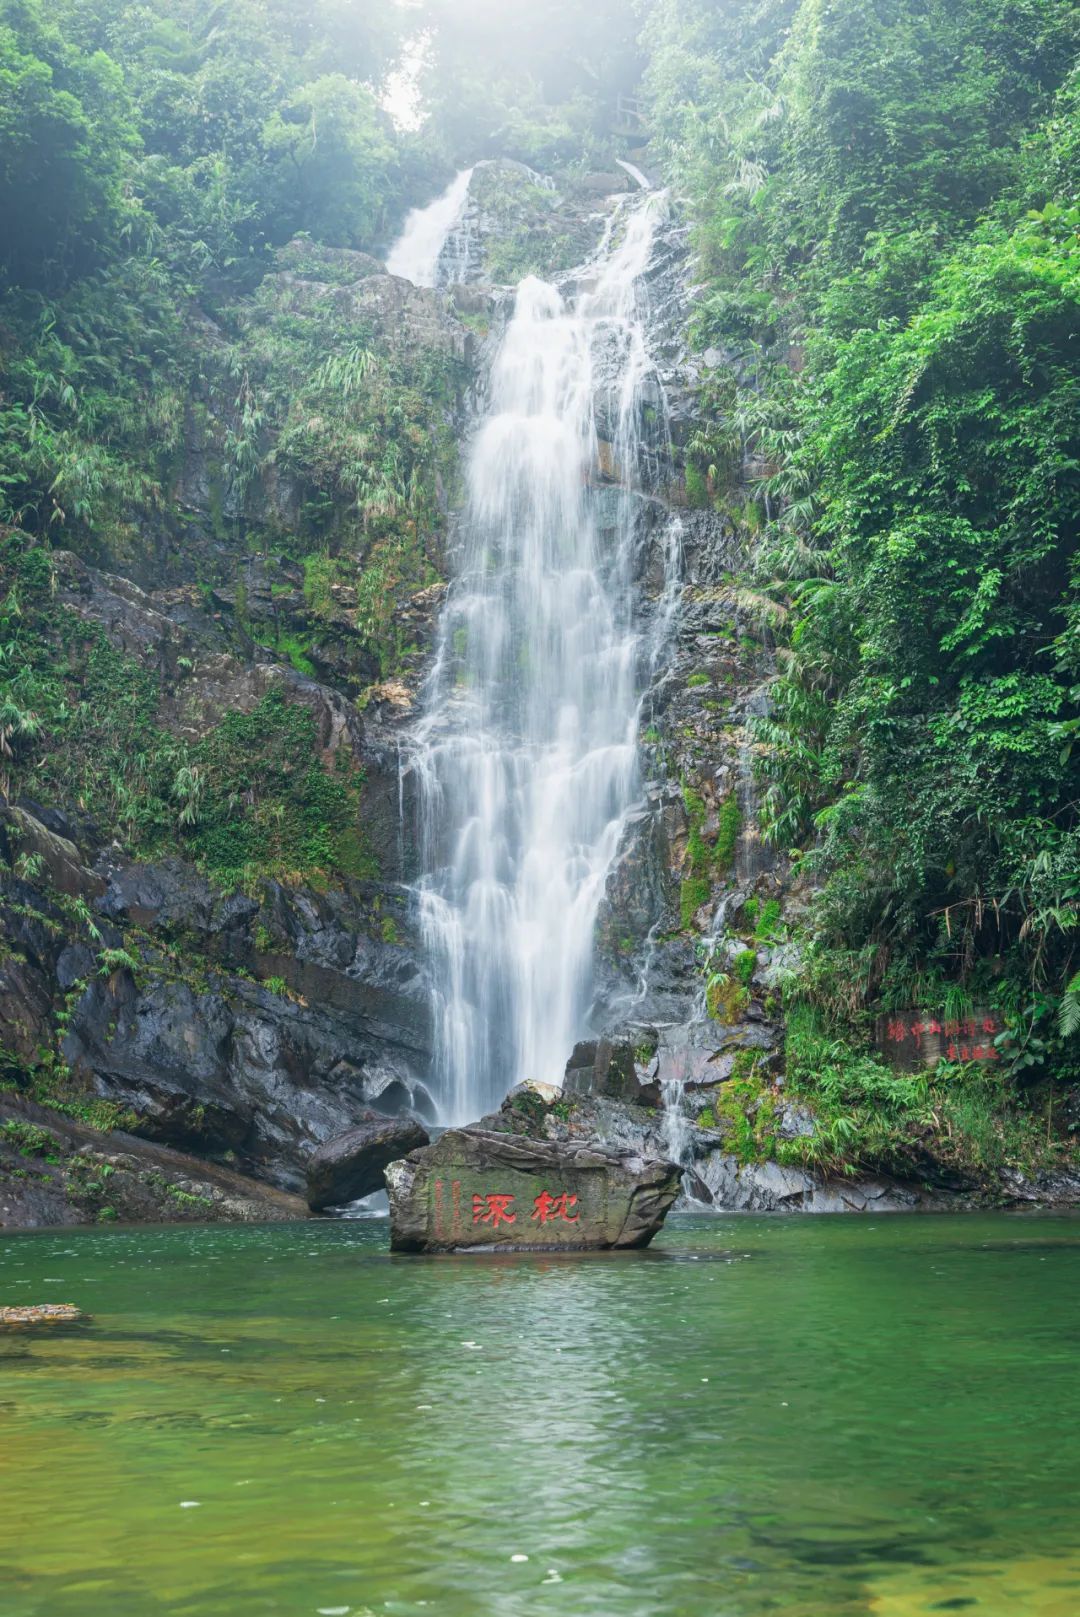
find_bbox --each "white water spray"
[616,157,653,191]
[396,190,671,1123]
[386,168,475,287]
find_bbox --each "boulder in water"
[385,1128,680,1253]
[306,1114,430,1211]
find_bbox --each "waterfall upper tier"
[386,167,475,288]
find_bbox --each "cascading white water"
[386,168,475,287]
[399,190,670,1124]
[660,1078,695,1167]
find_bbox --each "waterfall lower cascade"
[397,184,671,1124]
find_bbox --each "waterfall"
[659,1078,695,1169]
[394,188,671,1124]
[615,157,653,192]
[386,168,475,287]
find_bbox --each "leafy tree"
[0,0,140,289]
[416,0,644,167]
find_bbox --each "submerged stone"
[0,1304,86,1327]
[385,1129,680,1253]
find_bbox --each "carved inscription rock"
[385,1128,681,1253]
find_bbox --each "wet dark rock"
[539,1092,669,1159]
[0,947,56,1067]
[0,805,105,901]
[563,1039,653,1104]
[1000,1165,1080,1207]
[306,1114,430,1210]
[0,801,435,1193]
[0,1094,308,1229]
[61,959,433,1189]
[692,1154,947,1214]
[386,1128,680,1252]
[775,1103,817,1141]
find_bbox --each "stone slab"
[386,1129,680,1253]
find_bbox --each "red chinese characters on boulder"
[466,1190,584,1230]
[879,1009,1005,1067]
[472,1192,516,1227]
[531,1190,580,1226]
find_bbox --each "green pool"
[2,1214,1079,1616]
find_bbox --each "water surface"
[2,1214,1079,1616]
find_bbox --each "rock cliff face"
[8,160,1041,1228]
[2,801,436,1193]
[0,162,818,1225]
[1,235,475,1224]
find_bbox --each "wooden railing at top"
[614,93,647,132]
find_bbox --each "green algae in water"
[2,1215,1080,1616]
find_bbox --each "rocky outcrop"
[0,1095,308,1229]
[306,1114,430,1210]
[270,257,474,364]
[429,161,600,288]
[563,1038,659,1105]
[999,1164,1080,1207]
[386,1127,680,1253]
[52,550,366,759]
[693,1154,948,1214]
[0,806,436,1193]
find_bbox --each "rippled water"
[2,1215,1080,1616]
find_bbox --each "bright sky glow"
[381,30,431,131]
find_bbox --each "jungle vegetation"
[0,0,641,890]
[2,0,1079,1168]
[645,0,1080,1137]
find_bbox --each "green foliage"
[714,797,741,873]
[182,689,373,887]
[645,0,1080,1092]
[705,971,749,1023]
[779,1002,1054,1176]
[0,0,140,290]
[0,0,428,564]
[97,946,139,977]
[733,949,757,988]
[0,534,375,888]
[415,0,642,169]
[165,1184,213,1211]
[680,876,711,931]
[1,1118,59,1157]
[753,899,783,942]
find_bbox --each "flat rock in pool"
[385,1129,681,1253]
[0,1304,87,1327]
[306,1114,430,1210]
